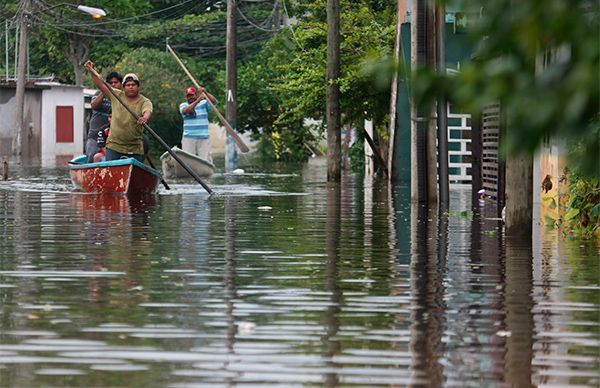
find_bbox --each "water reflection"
[70,193,157,214]
[324,183,341,387]
[504,236,535,386]
[224,195,238,383]
[409,204,445,386]
[0,166,598,386]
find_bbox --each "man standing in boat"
[84,60,153,162]
[180,86,217,162]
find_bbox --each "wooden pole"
[13,0,29,157]
[425,1,437,205]
[435,4,449,206]
[505,151,533,236]
[326,0,341,181]
[412,0,430,202]
[387,0,404,182]
[225,0,239,171]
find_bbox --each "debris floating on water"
[237,321,256,334]
[2,158,8,181]
[232,168,245,175]
[257,206,272,211]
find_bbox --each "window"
[56,106,74,143]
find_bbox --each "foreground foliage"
[414,0,599,176]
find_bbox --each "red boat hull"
[69,156,161,194]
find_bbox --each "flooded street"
[0,159,598,387]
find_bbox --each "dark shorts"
[105,147,144,163]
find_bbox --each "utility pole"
[326,0,341,181]
[225,0,238,171]
[435,4,449,206]
[412,0,432,202]
[505,152,533,236]
[13,0,30,157]
[387,0,407,182]
[425,2,437,204]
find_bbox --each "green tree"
[414,0,599,176]
[236,0,395,161]
[275,0,394,129]
[29,0,152,85]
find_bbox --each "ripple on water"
[0,172,598,387]
[0,271,125,278]
[35,368,86,376]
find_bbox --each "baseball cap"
[123,73,139,84]
[185,86,196,95]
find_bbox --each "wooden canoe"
[160,146,215,179]
[68,155,161,194]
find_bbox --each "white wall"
[0,92,16,138]
[0,90,16,156]
[39,83,84,167]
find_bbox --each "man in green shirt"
[84,60,153,162]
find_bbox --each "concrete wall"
[208,123,257,156]
[22,91,44,163]
[0,86,43,161]
[0,88,17,157]
[39,84,84,167]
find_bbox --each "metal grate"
[481,103,501,200]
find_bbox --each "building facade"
[0,81,85,167]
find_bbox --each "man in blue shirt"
[179,86,217,162]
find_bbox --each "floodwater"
[0,158,598,387]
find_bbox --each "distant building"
[0,81,87,167]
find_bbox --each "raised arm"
[199,87,217,104]
[84,60,111,96]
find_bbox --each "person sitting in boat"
[92,114,111,163]
[85,72,122,163]
[93,128,110,163]
[94,131,149,164]
[84,60,153,163]
[179,86,217,162]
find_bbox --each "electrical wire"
[33,0,200,27]
[236,2,279,32]
[280,0,304,52]
[3,0,277,63]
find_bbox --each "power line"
[280,0,303,52]
[236,2,279,32]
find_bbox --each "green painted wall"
[391,22,475,185]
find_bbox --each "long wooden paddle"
[166,44,249,153]
[145,154,170,190]
[87,65,213,195]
